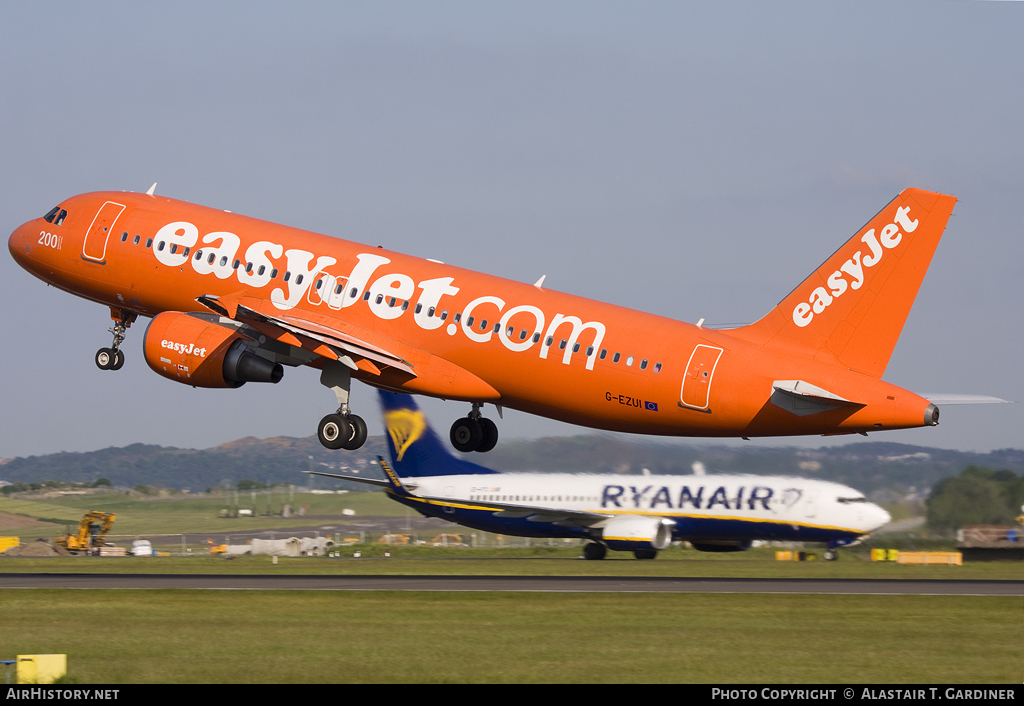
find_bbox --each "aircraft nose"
[8,221,35,267]
[867,503,891,531]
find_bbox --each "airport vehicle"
[8,187,1003,453]
[307,391,891,559]
[54,511,115,555]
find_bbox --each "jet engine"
[599,515,675,552]
[144,311,283,388]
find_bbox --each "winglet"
[146,183,157,196]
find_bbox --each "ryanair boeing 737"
[308,390,891,560]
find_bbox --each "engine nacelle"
[690,540,753,553]
[144,311,283,389]
[599,515,675,552]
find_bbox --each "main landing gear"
[95,309,137,371]
[316,360,367,451]
[450,402,498,453]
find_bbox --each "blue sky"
[1,2,1020,458]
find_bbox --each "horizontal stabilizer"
[770,380,860,417]
[922,394,1012,405]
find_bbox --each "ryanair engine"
[143,312,283,389]
[599,515,675,552]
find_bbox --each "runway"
[0,573,1020,595]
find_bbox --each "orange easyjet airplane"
[7,186,1002,453]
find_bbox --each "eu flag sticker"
[644,401,658,412]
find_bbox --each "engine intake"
[599,515,675,552]
[144,311,283,388]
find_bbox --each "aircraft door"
[803,490,818,519]
[82,201,126,263]
[679,344,723,410]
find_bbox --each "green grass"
[1,590,1017,683]
[0,490,401,539]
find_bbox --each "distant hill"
[1,434,1021,497]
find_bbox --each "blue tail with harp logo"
[378,391,499,478]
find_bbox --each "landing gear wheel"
[477,418,499,453]
[110,350,125,371]
[318,414,351,451]
[450,418,483,452]
[823,549,839,561]
[95,348,114,370]
[342,414,368,450]
[583,542,607,560]
[633,549,658,560]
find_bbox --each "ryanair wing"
[307,459,610,527]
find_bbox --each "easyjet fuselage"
[8,190,934,437]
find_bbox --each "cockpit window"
[837,497,867,504]
[55,210,67,226]
[43,207,60,223]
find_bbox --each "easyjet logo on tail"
[792,206,919,328]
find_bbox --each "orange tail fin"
[729,188,957,378]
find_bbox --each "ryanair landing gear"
[317,360,367,451]
[582,542,607,560]
[450,403,498,453]
[633,549,658,560]
[823,549,839,561]
[95,309,136,371]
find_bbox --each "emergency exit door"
[680,344,723,410]
[82,201,126,263]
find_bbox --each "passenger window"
[441,310,448,320]
[428,307,435,317]
[466,316,474,327]
[335,283,343,295]
[145,238,153,248]
[654,362,662,373]
[532,333,540,343]
[120,232,128,242]
[234,259,242,270]
[572,342,580,353]
[375,294,384,304]
[55,210,67,226]
[350,288,358,298]
[246,262,253,274]
[546,336,554,346]
[43,207,59,223]
[613,352,620,363]
[586,346,594,356]
[454,313,461,323]
[133,235,141,245]
[271,268,278,279]
[402,301,409,310]
[259,265,267,276]
[388,297,396,307]
[283,271,291,282]
[599,349,607,360]
[506,326,514,336]
[157,241,165,251]
[315,278,322,289]
[294,273,302,283]
[480,319,488,330]
[626,356,634,367]
[220,256,228,267]
[559,340,567,350]
[363,291,370,301]
[182,247,190,258]
[169,244,177,254]
[519,330,527,341]
[640,359,648,370]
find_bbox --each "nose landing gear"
[450,403,498,453]
[95,309,136,371]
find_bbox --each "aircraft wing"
[197,293,415,376]
[306,466,611,528]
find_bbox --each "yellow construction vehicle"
[54,511,116,555]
